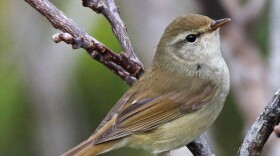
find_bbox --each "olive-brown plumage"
[62,14,230,156]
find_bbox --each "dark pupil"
[186,34,196,43]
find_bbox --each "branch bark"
[238,89,280,155]
[82,0,143,67]
[25,0,144,86]
[186,135,213,156]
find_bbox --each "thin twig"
[52,33,137,85]
[24,0,144,85]
[238,89,280,155]
[82,0,143,67]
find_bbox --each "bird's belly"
[128,99,224,154]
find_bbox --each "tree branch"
[82,0,143,67]
[25,0,144,86]
[186,135,213,156]
[52,33,137,85]
[238,89,280,155]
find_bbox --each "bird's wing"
[92,79,218,144]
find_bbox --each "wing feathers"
[93,80,218,144]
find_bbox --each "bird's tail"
[61,138,117,156]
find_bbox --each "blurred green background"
[0,0,276,156]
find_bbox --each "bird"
[62,14,230,156]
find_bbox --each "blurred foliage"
[213,92,244,155]
[0,2,33,156]
[250,2,270,57]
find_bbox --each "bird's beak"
[210,18,231,32]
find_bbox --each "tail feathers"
[61,139,116,156]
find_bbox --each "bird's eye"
[186,34,197,43]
